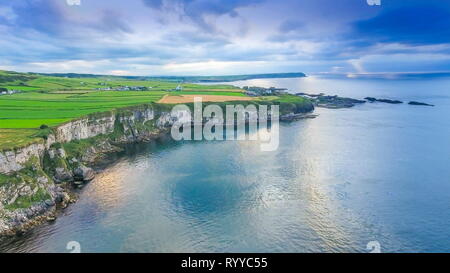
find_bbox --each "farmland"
[0,70,310,150]
[0,70,244,92]
[0,70,248,149]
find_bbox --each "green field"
[0,70,242,92]
[0,70,253,150]
[0,91,165,127]
[0,70,311,150]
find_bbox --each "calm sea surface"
[1,76,450,253]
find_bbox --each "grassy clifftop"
[0,70,311,150]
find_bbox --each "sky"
[0,0,449,76]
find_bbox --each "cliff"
[0,100,314,235]
[0,103,179,235]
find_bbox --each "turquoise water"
[1,76,450,253]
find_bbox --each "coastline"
[1,90,432,236]
[0,100,314,236]
[0,130,171,237]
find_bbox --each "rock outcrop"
[73,165,95,182]
[408,101,434,107]
[296,93,366,109]
[365,97,403,104]
[0,101,313,235]
[0,143,48,175]
[0,104,180,235]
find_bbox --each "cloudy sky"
[0,0,449,76]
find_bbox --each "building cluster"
[95,86,150,91]
[0,89,21,95]
[243,86,288,96]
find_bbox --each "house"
[95,87,112,91]
[95,85,148,91]
[175,85,183,91]
[0,90,20,95]
[129,86,147,91]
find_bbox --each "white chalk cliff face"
[0,143,47,175]
[0,102,310,234]
[0,107,178,175]
[55,116,116,143]
[0,105,186,235]
[55,109,157,143]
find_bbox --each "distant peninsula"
[36,72,307,83]
[155,72,307,82]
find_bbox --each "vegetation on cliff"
[0,70,312,151]
[0,90,313,234]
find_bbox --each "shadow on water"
[0,128,261,252]
[0,134,185,252]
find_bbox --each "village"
[94,83,183,92]
[243,86,288,96]
[95,85,150,91]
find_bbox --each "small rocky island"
[365,97,403,104]
[365,97,434,106]
[408,101,434,106]
[294,92,435,109]
[296,93,366,109]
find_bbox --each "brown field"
[158,94,254,104]
[182,88,244,92]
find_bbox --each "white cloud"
[162,60,268,75]
[1,0,450,75]
[348,59,366,73]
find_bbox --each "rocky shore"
[0,90,435,236]
[280,113,319,121]
[296,93,366,109]
[0,101,314,236]
[296,93,435,109]
[0,104,176,235]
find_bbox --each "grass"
[0,70,260,150]
[0,129,43,150]
[0,70,314,150]
[4,188,51,210]
[0,91,166,129]
[62,135,108,159]
[275,94,310,103]
[174,91,246,96]
[4,85,41,91]
[0,70,245,92]
[0,89,168,149]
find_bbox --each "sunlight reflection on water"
[2,77,450,253]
